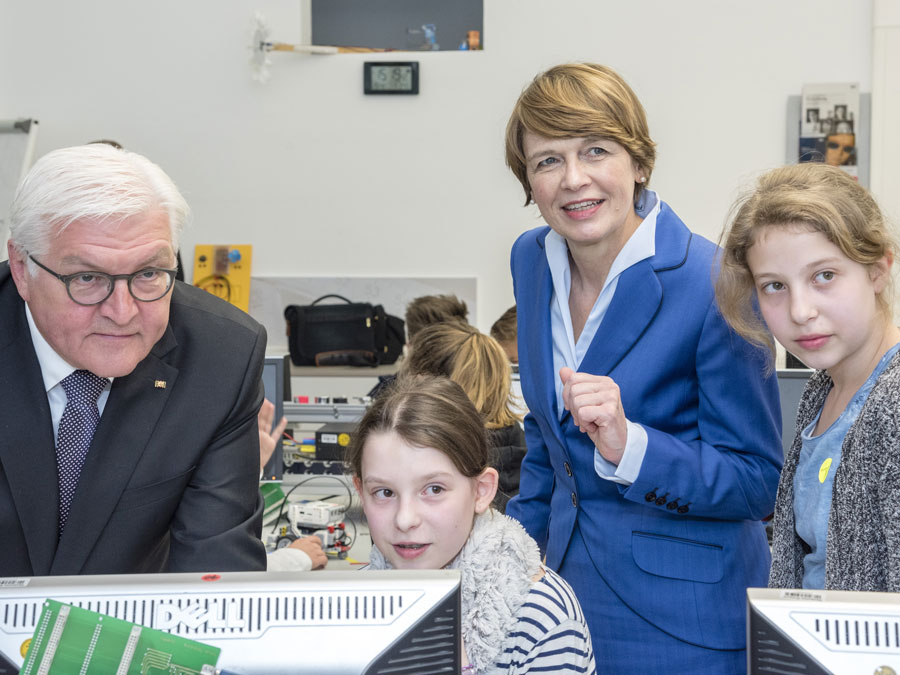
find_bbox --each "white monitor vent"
[792,610,900,654]
[0,590,421,639]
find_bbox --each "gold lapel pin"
[154,380,167,389]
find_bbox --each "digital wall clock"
[364,61,419,95]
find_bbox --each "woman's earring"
[639,176,646,183]
[528,198,535,205]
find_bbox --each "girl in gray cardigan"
[716,163,900,591]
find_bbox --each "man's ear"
[473,467,499,514]
[870,251,893,294]
[7,241,31,302]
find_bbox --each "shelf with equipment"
[283,401,367,424]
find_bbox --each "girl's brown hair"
[716,162,896,364]
[346,374,489,480]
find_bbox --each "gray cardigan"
[769,351,900,591]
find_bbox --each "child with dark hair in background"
[717,163,900,591]
[404,293,469,341]
[348,375,595,674]
[402,322,526,512]
[368,293,470,398]
[490,305,518,364]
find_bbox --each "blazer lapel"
[580,203,692,376]
[51,326,180,575]
[0,322,62,575]
[581,260,662,375]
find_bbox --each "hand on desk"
[290,535,328,570]
[258,398,289,469]
[258,400,328,571]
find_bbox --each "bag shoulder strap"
[312,294,353,305]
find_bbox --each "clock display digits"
[364,61,419,95]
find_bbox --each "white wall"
[872,0,900,226]
[0,0,874,330]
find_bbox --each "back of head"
[717,162,894,356]
[345,374,489,479]
[505,62,657,205]
[404,294,469,340]
[8,144,189,259]
[403,322,519,428]
[489,305,517,344]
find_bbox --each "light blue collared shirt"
[546,190,660,485]
[25,303,112,444]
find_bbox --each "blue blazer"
[506,202,783,650]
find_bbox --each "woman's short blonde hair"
[716,163,896,362]
[402,322,521,429]
[505,62,656,206]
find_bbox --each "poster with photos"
[799,82,860,180]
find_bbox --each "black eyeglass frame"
[28,255,178,306]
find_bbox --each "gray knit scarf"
[366,509,542,673]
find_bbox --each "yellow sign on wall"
[192,244,253,312]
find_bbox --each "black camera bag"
[284,294,404,367]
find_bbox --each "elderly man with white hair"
[0,144,267,576]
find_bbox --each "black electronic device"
[315,422,356,461]
[280,353,292,401]
[261,355,290,480]
[776,368,814,455]
[364,61,419,94]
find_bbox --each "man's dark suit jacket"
[0,261,268,575]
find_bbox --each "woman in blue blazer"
[503,63,783,673]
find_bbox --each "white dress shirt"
[25,303,111,444]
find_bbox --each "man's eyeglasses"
[29,255,177,306]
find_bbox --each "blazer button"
[666,500,679,511]
[564,462,573,477]
[655,493,669,506]
[677,504,690,514]
[645,490,658,502]
[571,492,577,508]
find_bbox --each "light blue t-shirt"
[795,342,900,588]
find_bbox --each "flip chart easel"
[1,118,39,255]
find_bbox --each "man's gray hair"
[8,144,189,270]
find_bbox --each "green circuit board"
[20,599,220,675]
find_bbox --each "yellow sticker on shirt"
[818,458,832,483]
